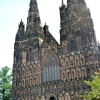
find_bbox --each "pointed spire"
[20,19,23,25]
[16,19,25,39]
[27,0,39,23]
[19,19,24,29]
[21,19,22,22]
[26,0,43,34]
[45,22,46,26]
[43,22,50,36]
[62,0,64,5]
[29,0,38,10]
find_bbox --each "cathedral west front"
[12,0,100,100]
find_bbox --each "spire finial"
[21,19,22,22]
[20,19,23,24]
[45,22,46,26]
[98,40,100,45]
[62,0,64,5]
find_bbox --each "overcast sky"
[0,0,100,68]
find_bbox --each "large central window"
[43,51,60,82]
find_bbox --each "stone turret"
[16,19,25,41]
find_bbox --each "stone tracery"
[43,50,60,82]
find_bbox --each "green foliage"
[77,73,100,100]
[0,66,12,100]
[85,75,100,100]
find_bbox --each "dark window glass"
[44,52,60,82]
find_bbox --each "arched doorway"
[49,96,56,100]
[46,93,57,100]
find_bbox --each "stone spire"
[28,0,39,21]
[19,19,24,29]
[62,0,64,5]
[16,19,25,41]
[26,0,42,34]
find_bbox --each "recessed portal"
[49,96,56,100]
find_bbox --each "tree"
[0,66,12,100]
[84,75,100,100]
[77,72,100,100]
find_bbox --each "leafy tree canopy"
[77,71,100,100]
[0,66,12,100]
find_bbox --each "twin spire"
[17,0,87,35]
[26,0,42,34]
[29,0,38,11]
[28,0,39,22]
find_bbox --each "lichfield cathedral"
[12,0,100,100]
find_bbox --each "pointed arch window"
[43,51,60,82]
